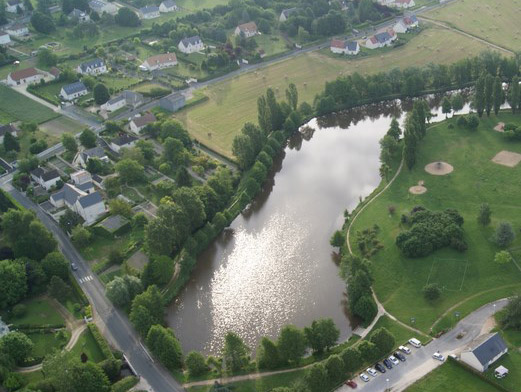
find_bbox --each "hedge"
[15,324,65,331]
[87,323,115,360]
[111,376,139,392]
[0,189,20,212]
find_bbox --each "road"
[2,183,185,392]
[337,299,508,392]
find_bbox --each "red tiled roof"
[331,39,346,49]
[238,21,257,33]
[9,67,40,81]
[145,53,177,67]
[132,112,156,128]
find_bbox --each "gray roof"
[79,58,105,72]
[82,146,106,159]
[92,174,103,183]
[140,5,159,13]
[281,7,297,18]
[346,41,358,51]
[375,31,392,44]
[79,191,103,208]
[467,333,508,367]
[77,181,94,192]
[7,0,22,6]
[51,183,80,205]
[161,0,176,8]
[180,35,202,47]
[106,95,125,105]
[122,90,143,106]
[0,124,18,137]
[112,134,138,146]
[62,81,87,95]
[31,167,60,181]
[69,8,86,17]
[88,0,105,9]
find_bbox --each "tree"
[485,74,494,116]
[277,325,307,364]
[304,319,339,354]
[41,251,69,281]
[38,48,57,67]
[115,7,140,26]
[501,295,521,330]
[257,95,272,135]
[71,225,91,248]
[305,363,328,392]
[494,222,515,248]
[341,347,362,373]
[0,332,33,365]
[115,159,144,184]
[49,276,71,299]
[31,11,56,33]
[509,76,520,114]
[475,74,485,117]
[257,337,280,370]
[163,137,187,167]
[441,96,452,118]
[422,283,441,301]
[451,94,464,112]
[495,250,512,265]
[141,255,174,287]
[286,83,298,111]
[330,230,344,247]
[175,166,192,188]
[172,187,206,231]
[130,285,164,335]
[23,0,33,11]
[62,133,78,154]
[79,129,97,148]
[59,209,83,234]
[108,199,132,218]
[3,132,20,152]
[467,114,480,130]
[325,355,344,384]
[105,275,142,308]
[266,88,284,131]
[379,164,390,181]
[185,351,208,377]
[232,134,255,170]
[477,203,491,226]
[223,331,250,373]
[493,75,503,116]
[353,295,378,325]
[370,327,395,356]
[146,325,183,370]
[387,118,401,140]
[93,83,110,105]
[0,259,27,309]
[357,340,379,363]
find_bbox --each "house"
[0,124,19,143]
[139,5,159,19]
[71,170,92,185]
[6,23,29,37]
[101,90,143,112]
[101,95,126,112]
[330,39,359,55]
[178,36,204,54]
[140,53,177,71]
[234,22,258,38]
[394,15,418,33]
[121,90,143,109]
[73,146,109,168]
[159,93,185,113]
[365,30,396,49]
[393,0,415,8]
[77,58,107,75]
[129,113,156,134]
[60,81,88,101]
[5,0,24,13]
[50,183,106,224]
[7,67,42,86]
[88,0,117,15]
[49,67,61,80]
[110,134,138,152]
[30,168,61,190]
[0,32,10,46]
[279,7,297,22]
[159,0,177,13]
[461,333,508,373]
[68,8,90,22]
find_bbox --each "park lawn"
[97,75,141,92]
[405,360,502,392]
[253,34,289,57]
[69,329,106,363]
[366,315,430,347]
[426,0,521,51]
[177,26,502,158]
[350,112,521,333]
[0,85,59,124]
[3,297,65,327]
[28,331,67,360]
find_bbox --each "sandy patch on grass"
[491,150,521,167]
[425,161,454,175]
[409,180,427,195]
[494,122,505,132]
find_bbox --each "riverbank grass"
[350,113,521,333]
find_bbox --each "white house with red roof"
[140,53,178,71]
[394,15,419,33]
[330,39,360,55]
[234,22,258,38]
[7,67,42,86]
[365,29,396,49]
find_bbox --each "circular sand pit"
[425,161,454,176]
[409,185,427,195]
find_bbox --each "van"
[408,338,422,348]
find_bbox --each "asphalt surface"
[3,184,185,392]
[337,299,508,392]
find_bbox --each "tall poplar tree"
[509,76,519,114]
[492,76,502,116]
[475,75,485,117]
[484,74,494,116]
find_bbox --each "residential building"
[279,7,297,22]
[393,0,415,8]
[5,0,24,13]
[159,0,178,13]
[461,333,508,372]
[139,5,160,19]
[0,124,19,143]
[30,168,61,190]
[6,23,29,37]
[49,67,61,80]
[121,90,144,109]
[110,134,138,152]
[159,93,185,113]
[77,58,107,75]
[71,170,92,185]
[68,8,90,22]
[365,30,396,49]
[330,39,359,55]
[234,21,258,38]
[0,32,10,46]
[7,67,42,86]
[101,95,126,112]
[50,183,106,224]
[88,0,118,15]
[60,81,88,101]
[140,53,177,71]
[73,146,109,168]
[178,36,203,54]
[129,113,156,134]
[101,90,144,112]
[394,15,419,33]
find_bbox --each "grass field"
[427,0,521,51]
[405,360,502,392]
[0,85,59,124]
[349,112,521,333]
[69,329,106,363]
[39,116,85,137]
[367,315,430,347]
[28,331,67,360]
[177,26,503,158]
[29,82,67,105]
[3,297,65,327]
[253,34,289,57]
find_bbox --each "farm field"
[426,0,521,51]
[350,113,521,333]
[177,26,503,158]
[0,85,59,124]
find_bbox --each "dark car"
[383,358,393,369]
[344,379,357,389]
[70,262,78,271]
[394,352,406,362]
[374,363,386,373]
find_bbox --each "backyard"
[0,85,59,124]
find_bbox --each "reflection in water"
[167,91,478,355]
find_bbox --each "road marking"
[79,275,93,283]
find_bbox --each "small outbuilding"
[495,365,508,379]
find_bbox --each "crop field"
[426,0,521,51]
[0,85,59,124]
[177,26,503,158]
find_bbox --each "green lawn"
[253,34,289,57]
[367,315,430,347]
[28,331,68,360]
[69,329,106,363]
[80,232,133,264]
[97,75,141,92]
[405,360,502,392]
[482,329,521,391]
[29,82,67,105]
[3,297,65,327]
[350,113,521,333]
[0,85,59,124]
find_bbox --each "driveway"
[337,299,508,392]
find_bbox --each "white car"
[389,355,400,366]
[433,352,445,362]
[367,367,377,377]
[408,338,422,348]
[360,373,370,382]
[399,345,412,354]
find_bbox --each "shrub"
[493,222,515,248]
[422,283,441,301]
[185,351,208,377]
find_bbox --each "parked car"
[409,338,422,348]
[433,351,445,362]
[70,262,78,271]
[360,373,370,382]
[344,379,357,388]
[367,368,377,377]
[399,345,412,354]
[394,352,406,362]
[389,355,400,366]
[375,363,386,373]
[383,358,393,369]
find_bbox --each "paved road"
[3,184,185,392]
[337,299,508,392]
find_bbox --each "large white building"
[6,23,29,37]
[7,67,42,86]
[60,81,88,101]
[50,183,106,225]
[129,113,156,134]
[461,333,508,373]
[159,0,177,13]
[88,0,117,15]
[30,168,61,190]
[330,39,360,55]
[139,5,159,19]
[234,22,258,38]
[178,36,204,54]
[140,53,177,71]
[279,7,297,22]
[73,146,109,168]
[77,58,107,75]
[110,134,138,152]
[393,15,419,33]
